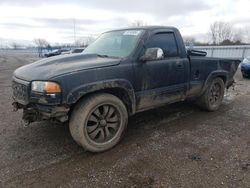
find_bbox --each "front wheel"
[197,78,225,111]
[69,93,128,152]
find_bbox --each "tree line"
[184,21,250,46]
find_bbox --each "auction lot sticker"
[123,30,142,36]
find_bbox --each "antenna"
[73,18,76,46]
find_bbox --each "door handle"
[176,61,184,69]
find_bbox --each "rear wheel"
[197,78,225,111]
[69,93,128,152]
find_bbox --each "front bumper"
[12,102,70,123]
[12,77,69,123]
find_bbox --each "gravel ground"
[0,53,249,188]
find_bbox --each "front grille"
[12,80,29,104]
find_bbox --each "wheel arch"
[67,79,136,115]
[201,71,228,95]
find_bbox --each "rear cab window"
[146,32,179,58]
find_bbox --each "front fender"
[66,79,136,113]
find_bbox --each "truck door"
[134,32,189,111]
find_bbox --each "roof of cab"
[108,26,178,32]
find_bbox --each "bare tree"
[130,20,147,27]
[33,38,50,57]
[11,42,20,50]
[183,36,196,46]
[244,25,250,43]
[33,38,49,48]
[209,22,234,45]
[75,38,85,47]
[233,29,243,44]
[85,36,95,46]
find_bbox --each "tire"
[69,93,128,152]
[197,77,225,112]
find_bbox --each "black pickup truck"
[12,26,240,152]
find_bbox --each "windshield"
[83,30,144,58]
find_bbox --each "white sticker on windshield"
[123,30,141,36]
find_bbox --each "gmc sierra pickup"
[12,26,240,152]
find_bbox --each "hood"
[14,54,121,81]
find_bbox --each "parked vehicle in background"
[12,26,240,152]
[60,49,71,55]
[44,49,70,57]
[241,57,250,78]
[44,49,61,57]
[71,48,84,54]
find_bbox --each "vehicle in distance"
[44,49,70,57]
[12,26,240,152]
[241,57,250,78]
[71,48,85,54]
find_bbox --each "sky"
[0,0,250,45]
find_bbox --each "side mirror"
[140,48,164,62]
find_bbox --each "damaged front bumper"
[13,102,70,124]
[12,76,70,124]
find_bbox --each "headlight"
[242,58,250,64]
[31,81,61,93]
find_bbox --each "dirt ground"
[0,53,249,188]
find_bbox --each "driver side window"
[146,33,178,58]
